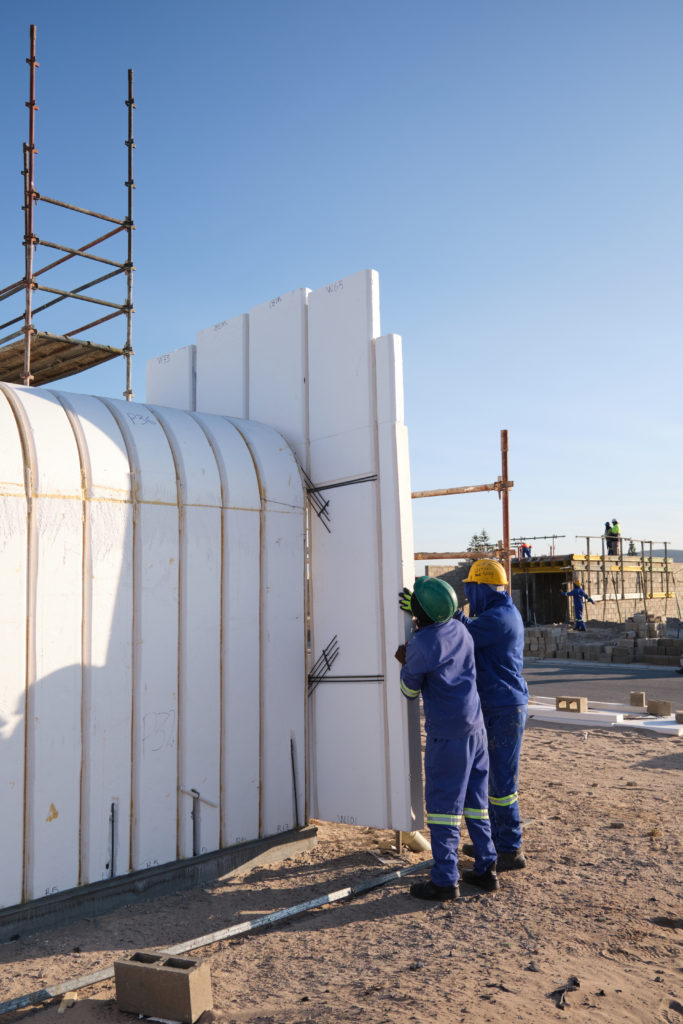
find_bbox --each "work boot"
[409,879,459,902]
[462,842,527,871]
[461,865,499,892]
[497,849,527,871]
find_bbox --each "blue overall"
[455,584,528,853]
[563,585,594,631]
[400,618,497,886]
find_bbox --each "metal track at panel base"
[0,826,317,945]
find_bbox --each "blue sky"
[1,1,681,554]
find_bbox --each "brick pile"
[524,614,683,666]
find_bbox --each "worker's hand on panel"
[398,587,413,613]
[394,644,407,665]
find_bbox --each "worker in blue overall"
[395,576,499,901]
[455,559,529,871]
[562,580,594,631]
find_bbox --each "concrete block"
[114,952,212,1023]
[675,711,683,724]
[630,691,646,707]
[642,654,678,666]
[647,699,673,718]
[556,695,588,713]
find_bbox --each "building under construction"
[512,544,680,625]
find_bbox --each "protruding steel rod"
[500,430,511,593]
[123,67,135,400]
[22,24,38,385]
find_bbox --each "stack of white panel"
[147,269,422,832]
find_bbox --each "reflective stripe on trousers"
[483,705,527,853]
[424,730,497,886]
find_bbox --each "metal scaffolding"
[412,429,514,590]
[0,25,135,397]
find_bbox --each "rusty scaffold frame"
[411,429,514,590]
[0,25,135,397]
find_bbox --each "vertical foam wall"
[147,269,422,831]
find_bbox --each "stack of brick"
[524,615,683,666]
[624,612,660,639]
[633,635,683,667]
[524,626,569,659]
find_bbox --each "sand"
[0,721,682,1024]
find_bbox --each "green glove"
[398,587,413,613]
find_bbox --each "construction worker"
[395,576,499,901]
[604,521,613,554]
[562,579,594,631]
[610,519,621,556]
[455,559,529,871]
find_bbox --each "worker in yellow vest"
[609,519,621,555]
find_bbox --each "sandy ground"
[1,721,682,1024]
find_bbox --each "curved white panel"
[191,414,261,847]
[229,418,306,836]
[0,382,314,913]
[101,398,180,872]
[150,406,223,858]
[0,390,28,907]
[56,392,134,884]
[3,387,83,900]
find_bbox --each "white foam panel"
[151,406,223,859]
[191,414,262,847]
[146,346,196,410]
[8,389,84,900]
[248,288,309,465]
[103,399,180,872]
[307,270,380,483]
[196,315,249,417]
[0,389,28,907]
[57,392,134,884]
[229,418,306,836]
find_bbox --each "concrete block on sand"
[115,952,212,1023]
[556,695,588,713]
[647,699,673,718]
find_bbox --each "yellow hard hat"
[463,558,508,586]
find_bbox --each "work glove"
[398,587,413,613]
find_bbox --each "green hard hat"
[413,576,458,624]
